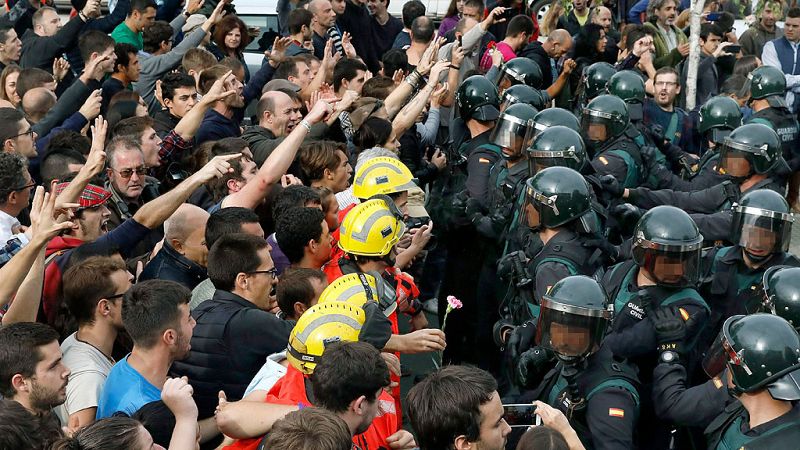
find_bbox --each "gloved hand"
[507,320,536,364]
[516,346,555,389]
[582,238,619,263]
[599,174,624,198]
[609,203,642,234]
[650,306,688,356]
[465,197,484,219]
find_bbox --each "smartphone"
[503,404,540,428]
[725,44,742,54]
[501,8,516,19]
[706,12,722,21]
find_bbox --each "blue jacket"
[138,242,207,290]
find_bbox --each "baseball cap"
[263,79,301,93]
[54,182,111,209]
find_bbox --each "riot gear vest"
[750,107,800,161]
[529,230,605,280]
[595,130,644,188]
[706,402,800,450]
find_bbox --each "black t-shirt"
[370,15,403,58]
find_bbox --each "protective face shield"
[707,128,732,147]
[581,113,611,146]
[490,115,535,160]
[632,240,702,287]
[732,204,793,259]
[702,321,748,383]
[719,146,754,180]
[535,297,611,358]
[527,144,585,174]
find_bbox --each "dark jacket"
[20,15,85,71]
[241,125,281,166]
[153,109,181,138]
[337,0,380,73]
[196,109,241,145]
[556,10,586,37]
[100,77,127,117]
[170,289,294,418]
[138,242,206,290]
[519,41,555,89]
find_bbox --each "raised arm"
[224,100,333,209]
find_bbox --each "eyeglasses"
[112,166,148,179]
[248,268,278,279]
[654,81,678,88]
[13,180,35,192]
[10,128,33,139]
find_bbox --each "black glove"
[609,203,642,233]
[582,238,619,263]
[650,306,688,356]
[465,197,484,219]
[516,346,555,389]
[599,174,624,198]
[507,320,536,364]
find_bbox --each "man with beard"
[0,322,70,442]
[242,91,303,165]
[171,233,294,421]
[57,256,132,428]
[739,0,783,57]
[643,0,690,69]
[644,67,693,150]
[96,280,196,418]
[195,60,281,145]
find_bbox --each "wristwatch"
[659,350,680,365]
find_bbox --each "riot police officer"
[703,314,800,449]
[607,70,647,131]
[517,275,640,450]
[519,167,607,303]
[746,65,800,165]
[698,188,800,350]
[601,205,710,449]
[611,123,787,242]
[574,61,616,115]
[496,57,544,95]
[583,94,644,188]
[500,84,547,112]
[532,107,582,137]
[433,75,502,366]
[761,265,800,328]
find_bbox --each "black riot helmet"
[532,107,581,137]
[732,189,794,263]
[497,57,544,92]
[631,205,703,287]
[490,103,538,160]
[582,62,616,101]
[456,75,501,121]
[719,123,782,179]
[703,314,800,399]
[698,95,742,145]
[762,266,800,330]
[526,125,587,173]
[500,84,547,112]
[536,275,612,359]
[522,166,592,229]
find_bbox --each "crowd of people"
[1,0,800,448]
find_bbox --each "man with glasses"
[643,67,693,150]
[171,233,293,422]
[0,152,34,255]
[57,256,132,429]
[0,107,37,158]
[104,136,160,233]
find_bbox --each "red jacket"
[223,366,399,450]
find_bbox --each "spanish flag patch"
[599,156,609,165]
[678,307,689,321]
[609,408,625,418]
[713,377,724,389]
[479,158,490,163]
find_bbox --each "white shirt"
[55,333,115,425]
[0,209,28,248]
[243,351,288,397]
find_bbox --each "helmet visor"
[497,72,517,94]
[733,206,794,254]
[528,146,584,171]
[719,146,753,178]
[632,246,702,287]
[580,113,610,143]
[535,298,610,358]
[491,115,534,154]
[703,316,751,379]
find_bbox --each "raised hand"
[52,57,70,82]
[31,184,75,244]
[193,153,241,183]
[266,36,292,67]
[161,376,199,420]
[201,70,238,105]
[85,116,107,175]
[78,89,102,121]
[305,98,335,125]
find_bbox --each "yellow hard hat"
[339,197,406,257]
[318,272,396,317]
[352,157,416,200]
[286,302,365,375]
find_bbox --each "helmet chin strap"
[743,248,774,265]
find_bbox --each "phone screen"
[503,404,540,428]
